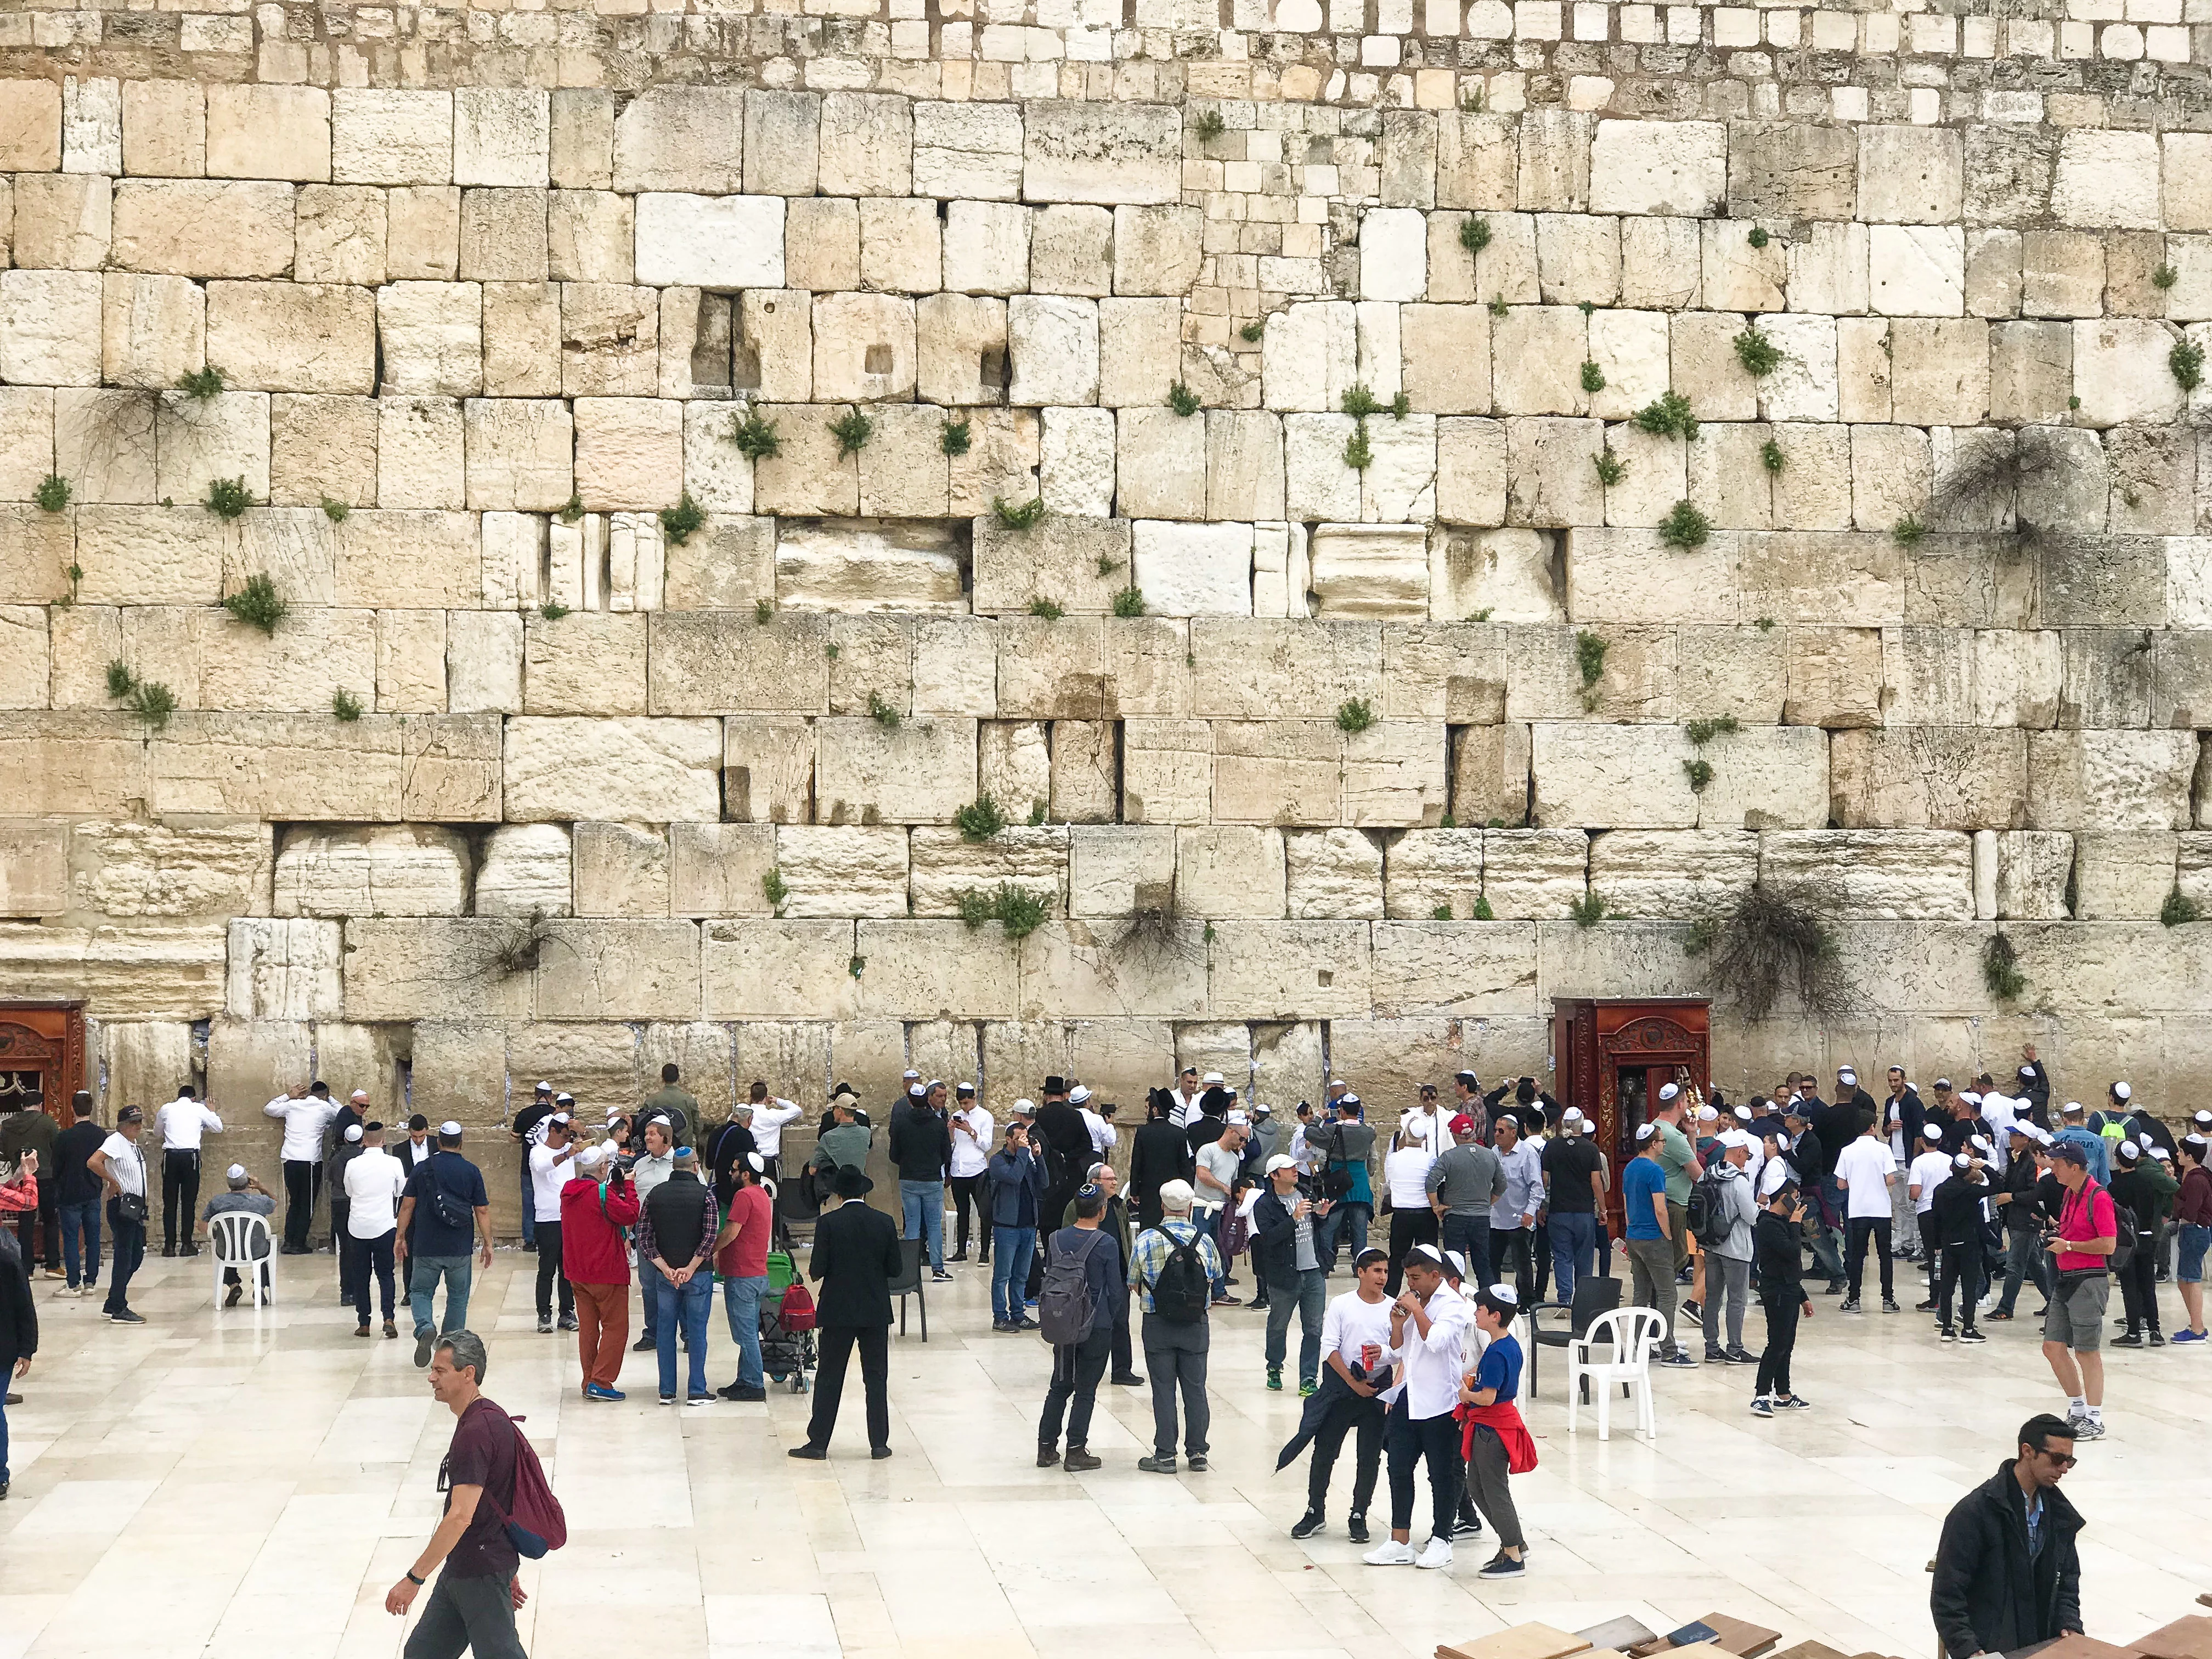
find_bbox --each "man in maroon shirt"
[385,1330,527,1658]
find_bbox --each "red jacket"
[560,1172,641,1284]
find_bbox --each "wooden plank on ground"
[1437,1624,1594,1659]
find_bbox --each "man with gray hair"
[385,1330,531,1659]
[1130,1178,1224,1474]
[204,1164,276,1309]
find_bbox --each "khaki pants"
[573,1280,628,1389]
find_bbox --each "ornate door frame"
[0,1003,89,1123]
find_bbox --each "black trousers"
[346,1229,397,1322]
[1039,1326,1114,1450]
[1938,1238,1985,1331]
[1384,1207,1438,1294]
[161,1149,201,1250]
[12,1173,58,1268]
[403,1571,527,1659]
[1494,1226,1538,1305]
[2118,1232,2160,1333]
[1756,1296,1799,1396]
[1846,1216,1894,1301]
[949,1175,990,1257]
[1307,1392,1384,1514]
[807,1323,890,1452]
[282,1159,321,1249]
[1384,1402,1460,1539]
[534,1217,574,1318]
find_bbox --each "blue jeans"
[900,1180,945,1270]
[653,1265,713,1398]
[1319,1201,1371,1271]
[408,1255,473,1338]
[1193,1207,1228,1297]
[1263,1266,1328,1384]
[1995,1226,2052,1314]
[1549,1211,1597,1305]
[992,1225,1036,1322]
[723,1273,769,1389]
[1441,1212,1492,1289]
[59,1198,102,1289]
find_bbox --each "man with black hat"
[1031,1077,1094,1299]
[791,1164,902,1461]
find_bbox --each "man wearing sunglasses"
[1929,1413,2085,1659]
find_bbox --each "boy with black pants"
[1751,1184,1813,1415]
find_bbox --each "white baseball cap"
[1263,1154,1298,1175]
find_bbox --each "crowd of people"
[3,1045,2204,1629]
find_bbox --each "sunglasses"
[2034,1446,2078,1469]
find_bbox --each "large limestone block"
[1430,527,1561,624]
[0,921,226,1019]
[2052,130,2161,232]
[1285,828,1384,920]
[100,273,202,391]
[910,826,1068,917]
[1829,728,2029,831]
[701,919,860,1018]
[1263,302,1358,413]
[815,717,977,826]
[1587,829,1757,921]
[523,612,647,716]
[66,820,272,924]
[1758,828,1973,921]
[100,1019,195,1123]
[1738,532,1904,627]
[1589,121,1725,217]
[775,520,965,614]
[997,616,1190,721]
[1368,923,1540,1019]
[1996,830,2073,921]
[612,88,743,194]
[475,823,573,917]
[454,89,548,188]
[204,281,377,395]
[2027,730,2197,831]
[573,398,682,510]
[2072,319,2185,428]
[2176,834,2212,916]
[1207,921,1373,1019]
[1210,720,1338,826]
[1008,296,1099,407]
[912,101,1023,201]
[772,825,909,918]
[376,281,483,397]
[1341,722,1448,827]
[666,822,776,918]
[531,918,699,1019]
[2071,832,2177,921]
[331,511,479,610]
[1023,101,1178,206]
[973,516,1131,617]
[1187,618,1379,721]
[1532,724,1697,828]
[1,269,101,387]
[0,79,63,171]
[504,716,723,823]
[1051,719,1117,823]
[225,917,342,1020]
[110,180,294,279]
[853,921,1017,1019]
[1132,521,1252,617]
[0,825,68,918]
[272,825,470,918]
[146,713,495,821]
[1115,405,1206,516]
[1479,828,1590,920]
[1121,718,1214,823]
[332,89,452,185]
[1858,125,1963,224]
[819,92,912,198]
[1174,826,1286,919]
[0,712,150,816]
[1067,824,1176,917]
[979,719,1051,824]
[1308,524,1429,619]
[634,193,785,290]
[1016,921,1207,1024]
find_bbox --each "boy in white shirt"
[1906,1122,1954,1311]
[1290,1248,1394,1545]
[1363,1244,1471,1571]
[1833,1120,1901,1314]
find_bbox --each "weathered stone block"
[1829,727,2029,830]
[273,825,470,918]
[1587,829,1757,921]
[226,917,341,1020]
[1758,828,1973,920]
[1023,101,1178,206]
[2027,730,2196,831]
[504,716,723,823]
[2070,832,2176,921]
[816,716,977,826]
[1589,120,1725,216]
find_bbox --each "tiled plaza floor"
[3,1245,2207,1659]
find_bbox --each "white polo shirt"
[345,1147,407,1238]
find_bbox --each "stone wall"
[5,4,2212,1225]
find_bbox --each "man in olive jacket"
[1930,1414,2085,1659]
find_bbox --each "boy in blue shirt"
[1458,1285,1535,1578]
[1622,1125,1694,1364]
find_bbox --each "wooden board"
[1765,1643,1850,1659]
[2004,1638,2141,1659]
[2134,1620,2212,1659]
[1438,1624,1594,1659]
[1578,1621,1661,1656]
[1698,1616,1781,1659]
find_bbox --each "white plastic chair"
[1565,1306,1666,1441]
[209,1211,275,1308]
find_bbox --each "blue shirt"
[2055,1126,2109,1185]
[1475,1332,1522,1404]
[1623,1155,1668,1240]
[403,1151,488,1257]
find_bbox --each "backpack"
[2108,1197,2139,1274]
[1037,1228,1108,1346]
[423,1155,473,1233]
[1149,1229,1212,1324]
[493,1410,568,1559]
[1689,1166,1734,1250]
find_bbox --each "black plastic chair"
[1532,1273,1621,1399]
[890,1235,928,1340]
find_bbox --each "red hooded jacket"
[560,1170,641,1284]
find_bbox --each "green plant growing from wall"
[1658,499,1711,550]
[106,660,177,731]
[1760,439,1786,473]
[1029,596,1064,620]
[658,492,704,546]
[1340,385,1386,419]
[1193,109,1225,140]
[176,366,224,400]
[2162,887,2201,927]
[557,492,584,523]
[1488,295,1509,318]
[1472,894,1495,920]
[1686,884,1847,1020]
[1580,360,1605,393]
[1335,698,1374,733]
[1460,216,1492,255]
[222,573,287,635]
[1683,758,1713,792]
[762,868,789,913]
[828,409,873,456]
[1733,324,1782,377]
[1594,448,1627,487]
[1747,227,1770,249]
[321,495,351,522]
[1343,421,1373,472]
[1575,629,1608,712]
[1112,586,1147,618]
[866,690,901,729]
[956,792,1008,843]
[755,598,775,624]
[1241,320,1265,342]
[540,602,569,620]
[1633,391,1699,441]
[2172,338,2204,392]
[35,473,70,512]
[993,495,1046,529]
[204,476,252,520]
[956,883,1049,940]
[2153,263,2179,290]
[1894,514,1926,546]
[1432,904,1454,921]
[1167,381,1202,416]
[332,687,364,721]
[1568,891,1607,928]
[941,416,972,456]
[1684,715,1740,746]
[730,409,781,460]
[1982,931,2027,1001]
[1029,798,1048,827]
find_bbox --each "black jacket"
[0,1243,36,1374]
[809,1197,904,1328]
[1753,1209,1803,1303]
[1887,1087,1926,1154]
[1128,1121,1193,1229]
[2000,1150,2044,1231]
[1032,1102,1093,1190]
[889,1105,951,1182]
[1931,1460,2084,1659]
[1931,1173,1989,1250]
[2016,1062,2052,1127]
[1249,1188,1310,1284]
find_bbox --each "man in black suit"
[790,1165,902,1462]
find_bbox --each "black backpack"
[1689,1166,1734,1250]
[1038,1229,1108,1346]
[1150,1229,1211,1324]
[2108,1197,2140,1273]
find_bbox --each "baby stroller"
[761,1248,816,1394]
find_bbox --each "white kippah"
[1487,1283,1520,1306]
[227,1164,247,1181]
[1953,1153,1973,1170]
[439,1120,462,1136]
[2114,1081,2132,1101]
[1635,1122,1657,1142]
[343,1124,363,1142]
[1658,1082,1680,1102]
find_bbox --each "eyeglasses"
[2034,1447,2078,1469]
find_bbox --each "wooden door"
[0,1003,89,1127]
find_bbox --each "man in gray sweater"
[1426,1113,1506,1289]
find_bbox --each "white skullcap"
[1486,1283,1520,1306]
[1635,1122,1657,1142]
[343,1124,363,1142]
[2008,1121,2036,1137]
[439,1120,462,1136]
[534,1081,552,1091]
[1838,1069,1857,1086]
[1442,1249,1469,1279]
[550,1112,571,1127]
[227,1164,247,1181]
[1658,1082,1680,1103]
[555,1093,574,1106]
[1328,1079,1346,1088]
[1953,1153,1973,1170]
[926,1079,944,1093]
[2152,1146,2172,1161]
[2195,1110,2212,1126]
[1934,1077,1953,1090]
[1253,1101,1273,1114]
[1225,1110,1250,1126]
[1263,1154,1298,1175]
[1923,1122,1946,1140]
[1719,1128,1753,1149]
[577,1143,607,1171]
[745,1152,766,1173]
[2114,1082,2132,1101]
[902,1069,921,1080]
[351,1090,370,1102]
[1069,1085,1092,1104]
[1735,1105,1754,1120]
[1340,1093,1361,1107]
[2019,1065,2037,1080]
[1961,1091,1982,1105]
[1407,1243,1447,1267]
[1697,1105,1719,1122]
[2061,1101,2085,1116]
[2118,1139,2141,1160]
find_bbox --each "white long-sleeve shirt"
[949,1108,994,1178]
[264,1094,337,1163]
[156,1096,223,1151]
[1081,1107,1118,1156]
[1380,1279,1471,1420]
[747,1099,802,1159]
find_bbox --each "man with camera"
[1252,1154,1331,1395]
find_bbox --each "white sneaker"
[1362,1539,1418,1566]
[1415,1537,1455,1571]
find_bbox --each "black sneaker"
[1451,1515,1485,1540]
[718,1382,768,1401]
[1838,1299,1861,1314]
[1779,1394,1812,1409]
[108,1308,146,1325]
[1937,1325,1956,1341]
[161,1245,177,1259]
[558,1313,579,1332]
[1959,1327,1987,1343]
[1916,1299,1938,1312]
[1881,1298,1901,1313]
[633,1334,656,1351]
[1658,1350,1698,1368]
[538,1314,554,1334]
[1724,1346,1759,1364]
[2114,1330,2145,1348]
[1291,1510,1325,1539]
[1477,1553,1525,1578]
[1187,1454,1208,1471]
[1704,1347,1725,1363]
[2149,1330,2166,1347]
[1347,1512,1370,1544]
[1681,1299,1703,1323]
